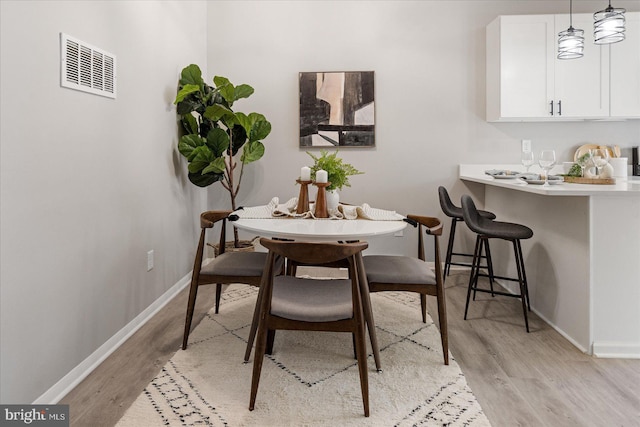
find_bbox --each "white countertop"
[460,164,640,196]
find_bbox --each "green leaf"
[206,128,230,157]
[188,171,222,187]
[234,112,252,135]
[178,134,204,159]
[249,118,271,142]
[230,124,247,156]
[216,77,235,105]
[180,64,204,87]
[204,104,234,122]
[213,76,230,87]
[202,157,226,174]
[234,84,254,101]
[181,114,198,135]
[176,97,201,116]
[188,146,215,173]
[174,84,200,104]
[241,141,265,164]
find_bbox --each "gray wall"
[0,1,207,403]
[1,0,639,404]
[205,1,640,253]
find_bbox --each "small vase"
[326,190,340,210]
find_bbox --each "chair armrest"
[200,211,232,228]
[406,215,443,236]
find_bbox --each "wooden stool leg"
[420,294,427,323]
[436,289,449,365]
[182,279,199,350]
[244,286,265,362]
[356,253,381,371]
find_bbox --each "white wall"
[0,1,207,403]
[1,0,639,405]
[205,0,640,257]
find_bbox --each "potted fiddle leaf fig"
[175,64,271,247]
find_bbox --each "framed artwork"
[299,71,375,147]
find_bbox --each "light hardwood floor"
[61,269,640,426]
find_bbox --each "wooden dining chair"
[249,238,371,417]
[362,214,449,365]
[182,210,271,350]
[285,201,355,276]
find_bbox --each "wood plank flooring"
[61,269,640,426]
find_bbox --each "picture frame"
[299,71,375,147]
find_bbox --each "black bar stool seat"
[461,195,533,332]
[438,187,496,283]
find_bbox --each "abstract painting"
[299,71,375,147]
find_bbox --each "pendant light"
[594,0,626,44]
[558,0,584,59]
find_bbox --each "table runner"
[229,197,405,221]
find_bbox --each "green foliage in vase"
[174,64,271,211]
[567,152,592,177]
[568,164,582,177]
[307,150,364,192]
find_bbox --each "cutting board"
[564,176,616,185]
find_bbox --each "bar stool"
[460,195,533,332]
[438,187,496,284]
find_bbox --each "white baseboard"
[444,270,640,358]
[592,342,640,359]
[33,271,193,404]
[486,277,592,354]
[529,306,590,354]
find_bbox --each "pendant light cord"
[568,0,579,29]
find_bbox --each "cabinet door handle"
[550,100,554,116]
[558,100,562,116]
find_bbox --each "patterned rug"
[116,284,491,426]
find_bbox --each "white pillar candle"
[300,166,311,181]
[316,169,328,183]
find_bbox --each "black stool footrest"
[470,287,522,299]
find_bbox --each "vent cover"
[60,33,116,99]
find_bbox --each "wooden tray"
[563,176,616,185]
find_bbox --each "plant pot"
[326,190,340,210]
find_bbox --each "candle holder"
[295,179,311,214]
[313,181,331,218]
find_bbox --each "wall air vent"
[60,33,116,99]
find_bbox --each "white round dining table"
[232,217,407,242]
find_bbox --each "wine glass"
[521,151,534,173]
[538,150,556,187]
[590,148,610,177]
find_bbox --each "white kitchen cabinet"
[554,13,610,119]
[486,15,554,120]
[486,12,639,122]
[610,12,640,117]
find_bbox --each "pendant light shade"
[558,27,585,59]
[558,0,584,59]
[594,1,626,44]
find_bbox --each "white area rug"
[117,284,491,426]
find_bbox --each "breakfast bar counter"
[459,164,640,358]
